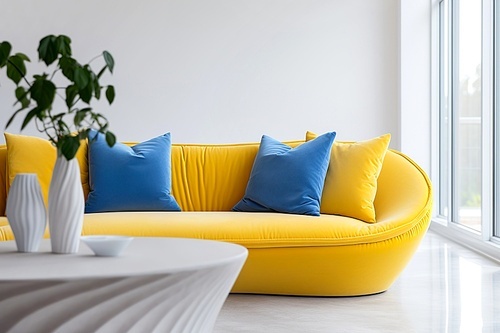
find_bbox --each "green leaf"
[59,56,77,81]
[105,85,115,104]
[15,86,30,108]
[5,107,25,129]
[88,68,97,89]
[51,112,66,120]
[74,66,89,89]
[33,73,48,80]
[65,85,78,108]
[96,118,109,131]
[0,42,12,67]
[78,129,89,141]
[6,54,27,85]
[30,77,56,109]
[14,52,30,62]
[60,136,80,161]
[56,35,72,57]
[94,82,101,100]
[79,83,93,104]
[57,119,70,133]
[92,69,102,99]
[103,51,114,74]
[36,109,47,120]
[105,131,116,147]
[21,107,41,130]
[38,35,58,66]
[74,112,85,126]
[14,86,25,99]
[74,108,91,126]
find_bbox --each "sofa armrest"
[374,150,433,228]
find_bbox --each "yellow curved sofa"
[0,138,432,296]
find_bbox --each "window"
[495,0,500,238]
[438,0,482,232]
[435,0,500,252]
[438,0,450,219]
[454,0,482,232]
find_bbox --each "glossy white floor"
[214,231,500,333]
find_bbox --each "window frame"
[431,0,500,259]
[493,0,500,240]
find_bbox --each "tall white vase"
[6,173,47,252]
[49,156,84,254]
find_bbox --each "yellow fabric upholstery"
[5,133,56,206]
[0,146,6,216]
[170,141,302,211]
[306,132,390,222]
[4,133,89,205]
[171,143,257,211]
[0,136,432,296]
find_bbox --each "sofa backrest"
[170,141,305,211]
[0,139,432,221]
[170,142,260,211]
[0,140,303,214]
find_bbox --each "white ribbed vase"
[6,173,47,252]
[49,156,84,254]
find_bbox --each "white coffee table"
[0,237,248,333]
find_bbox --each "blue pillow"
[85,130,181,213]
[233,132,336,216]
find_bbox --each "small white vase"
[6,173,47,252]
[49,156,84,254]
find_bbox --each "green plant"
[0,35,116,160]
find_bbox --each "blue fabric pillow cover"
[233,132,336,216]
[85,130,181,213]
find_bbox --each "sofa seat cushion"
[79,211,426,248]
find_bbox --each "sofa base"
[0,209,429,296]
[231,220,429,296]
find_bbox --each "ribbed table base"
[0,260,244,333]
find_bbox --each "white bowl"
[81,236,133,257]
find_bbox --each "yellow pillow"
[4,133,89,206]
[306,132,391,223]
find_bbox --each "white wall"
[0,0,399,146]
[399,0,432,172]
